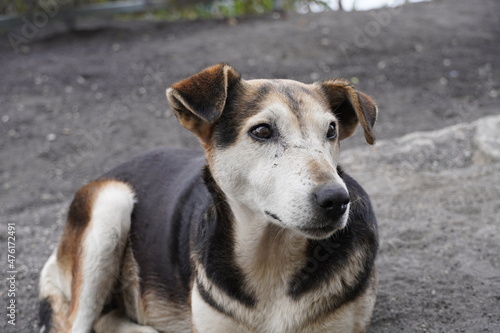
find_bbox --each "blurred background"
[1,0,499,332]
[0,0,431,18]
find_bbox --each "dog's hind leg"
[68,180,135,332]
[39,251,71,333]
[39,180,135,333]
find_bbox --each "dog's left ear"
[166,63,241,144]
[317,79,378,145]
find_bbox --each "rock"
[474,115,500,163]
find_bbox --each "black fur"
[280,85,301,114]
[38,298,52,332]
[196,277,234,319]
[193,167,257,309]
[102,148,209,303]
[214,83,272,148]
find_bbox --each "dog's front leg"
[94,309,159,333]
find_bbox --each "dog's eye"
[249,124,274,140]
[326,122,337,140]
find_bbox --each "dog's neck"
[232,201,308,287]
[202,166,308,294]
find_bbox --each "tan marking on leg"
[138,289,191,333]
[120,245,144,324]
[52,180,135,332]
[38,181,104,333]
[57,181,101,324]
[120,245,191,332]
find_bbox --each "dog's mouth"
[296,224,338,239]
[265,210,344,239]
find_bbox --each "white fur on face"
[210,94,349,238]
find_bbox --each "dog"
[39,63,379,333]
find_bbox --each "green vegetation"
[1,0,332,19]
[153,0,278,21]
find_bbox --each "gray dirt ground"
[1,0,499,331]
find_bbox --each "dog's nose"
[314,185,350,219]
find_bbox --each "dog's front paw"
[94,309,160,333]
[130,327,159,333]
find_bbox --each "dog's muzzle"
[297,184,350,238]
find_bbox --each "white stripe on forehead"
[246,102,300,128]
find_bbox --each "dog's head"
[167,64,377,239]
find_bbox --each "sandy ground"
[0,0,499,331]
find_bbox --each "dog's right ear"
[166,64,241,145]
